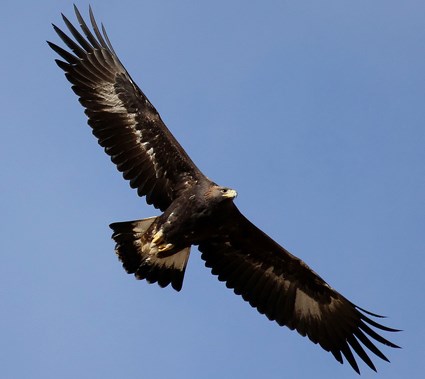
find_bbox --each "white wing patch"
[97,81,134,115]
[294,288,323,320]
[96,82,165,178]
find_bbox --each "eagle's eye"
[220,188,228,193]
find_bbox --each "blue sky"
[1,1,424,378]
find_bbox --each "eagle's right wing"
[48,6,203,211]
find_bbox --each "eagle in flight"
[48,6,399,374]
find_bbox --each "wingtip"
[51,23,61,34]
[73,3,84,23]
[352,365,361,375]
[356,305,387,318]
[60,12,75,31]
[389,342,402,349]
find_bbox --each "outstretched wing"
[198,204,399,374]
[48,6,203,211]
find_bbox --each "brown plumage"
[48,6,400,374]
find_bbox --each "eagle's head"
[207,185,238,203]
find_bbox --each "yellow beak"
[223,189,238,199]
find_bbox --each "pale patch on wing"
[97,81,134,114]
[277,274,292,292]
[134,129,142,140]
[146,147,154,156]
[294,288,323,320]
[95,80,166,181]
[146,145,164,179]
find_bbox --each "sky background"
[1,1,424,378]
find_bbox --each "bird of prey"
[48,6,399,374]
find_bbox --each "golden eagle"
[48,6,399,374]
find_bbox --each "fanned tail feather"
[110,218,190,291]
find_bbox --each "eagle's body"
[111,181,237,291]
[49,6,399,374]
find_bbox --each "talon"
[152,230,164,245]
[158,243,174,252]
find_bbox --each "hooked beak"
[223,189,238,199]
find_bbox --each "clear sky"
[1,1,423,378]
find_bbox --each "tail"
[110,217,191,291]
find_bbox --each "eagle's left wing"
[198,204,399,374]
